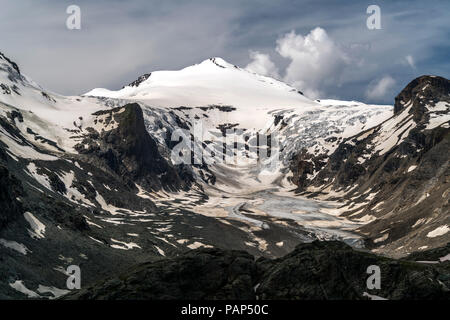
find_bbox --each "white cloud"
[405,55,416,69]
[245,51,280,78]
[365,75,396,101]
[275,27,351,99]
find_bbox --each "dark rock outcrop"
[0,51,20,75]
[257,241,449,300]
[75,103,191,191]
[125,73,151,88]
[394,75,450,115]
[0,165,24,230]
[65,248,257,300]
[405,242,450,262]
[64,241,450,300]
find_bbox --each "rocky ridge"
[64,241,450,300]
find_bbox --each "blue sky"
[0,0,449,103]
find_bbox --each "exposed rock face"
[394,75,450,116]
[0,165,23,230]
[65,248,257,300]
[290,150,327,189]
[290,76,450,255]
[257,241,449,300]
[0,51,20,75]
[64,241,450,300]
[0,51,25,89]
[405,242,450,262]
[125,73,151,88]
[75,103,191,191]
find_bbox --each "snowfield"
[85,57,316,109]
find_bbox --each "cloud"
[405,55,416,69]
[245,51,280,78]
[244,27,427,102]
[276,28,352,99]
[250,27,353,99]
[365,75,396,101]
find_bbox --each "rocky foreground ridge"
[64,241,450,300]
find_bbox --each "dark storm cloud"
[0,0,449,103]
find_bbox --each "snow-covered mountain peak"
[85,57,316,110]
[203,57,236,69]
[0,51,21,75]
[394,75,450,113]
[392,75,450,131]
[0,51,29,91]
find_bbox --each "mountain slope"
[291,76,450,256]
[0,53,269,299]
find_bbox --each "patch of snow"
[9,280,40,298]
[0,126,57,161]
[412,218,426,228]
[24,211,46,239]
[110,238,141,250]
[136,184,153,199]
[88,236,103,244]
[373,233,389,243]
[0,238,30,255]
[187,241,213,249]
[37,285,70,299]
[439,254,450,262]
[95,192,130,215]
[60,171,95,207]
[426,114,450,130]
[84,216,102,229]
[155,246,165,256]
[357,214,376,223]
[26,163,52,191]
[427,225,449,238]
[362,292,388,300]
[416,260,439,264]
[372,201,385,211]
[427,101,449,112]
